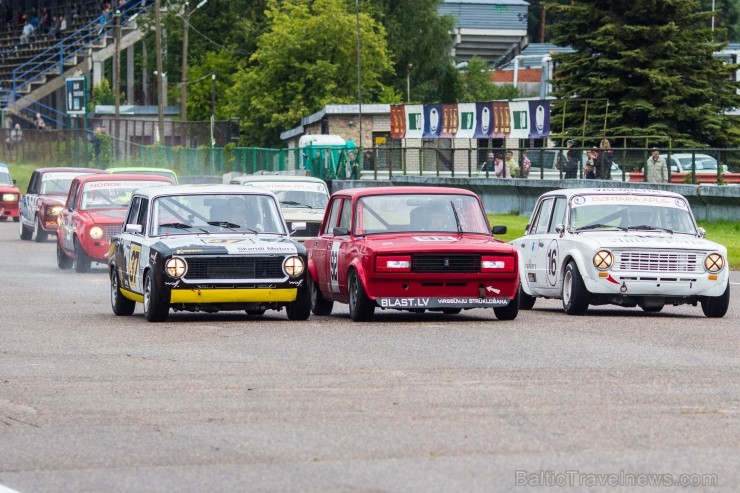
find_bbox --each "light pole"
[406,63,413,103]
[355,0,362,150]
[180,0,208,144]
[154,0,164,143]
[210,73,216,147]
[114,10,121,119]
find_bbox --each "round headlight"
[704,253,725,273]
[2,193,17,202]
[89,226,104,240]
[283,256,305,277]
[165,257,188,278]
[593,250,613,271]
[50,205,64,215]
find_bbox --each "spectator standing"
[505,150,519,177]
[480,152,495,173]
[5,123,22,148]
[584,148,598,179]
[34,113,46,130]
[645,147,668,183]
[362,149,374,171]
[519,150,531,179]
[559,139,580,178]
[595,138,614,179]
[494,153,511,178]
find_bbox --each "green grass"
[4,162,38,194]
[489,213,740,269]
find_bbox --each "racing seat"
[210,201,227,222]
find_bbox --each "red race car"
[57,173,175,272]
[0,163,21,222]
[19,167,105,242]
[306,186,520,321]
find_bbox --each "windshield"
[151,193,286,236]
[111,169,177,181]
[355,194,490,235]
[244,181,329,209]
[83,180,169,210]
[677,155,718,171]
[0,169,12,185]
[570,194,697,234]
[41,172,95,195]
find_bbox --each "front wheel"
[19,216,31,240]
[56,241,73,269]
[111,269,136,316]
[143,270,169,322]
[494,286,520,320]
[73,237,92,273]
[310,275,333,315]
[562,261,589,315]
[286,284,311,320]
[701,283,730,318]
[348,270,374,322]
[32,216,48,242]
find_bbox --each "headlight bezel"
[2,193,18,202]
[283,255,305,278]
[704,252,725,273]
[165,256,188,278]
[89,226,104,240]
[593,249,614,271]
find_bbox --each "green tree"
[549,0,740,147]
[459,57,519,102]
[225,0,397,146]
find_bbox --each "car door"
[538,197,567,295]
[519,197,554,293]
[21,171,40,227]
[120,197,148,294]
[316,197,352,298]
[311,196,342,295]
[59,178,80,253]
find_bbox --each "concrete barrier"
[332,177,740,222]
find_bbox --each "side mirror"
[492,225,507,235]
[332,226,349,236]
[291,221,306,231]
[696,227,706,238]
[125,224,142,234]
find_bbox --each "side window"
[530,198,554,235]
[528,198,550,234]
[125,197,142,229]
[548,197,567,233]
[27,172,39,194]
[323,198,342,235]
[137,198,149,234]
[338,198,352,230]
[67,182,79,211]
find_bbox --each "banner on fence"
[390,100,551,140]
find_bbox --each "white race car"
[511,188,730,317]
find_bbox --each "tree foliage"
[548,0,740,147]
[459,57,518,102]
[224,0,397,146]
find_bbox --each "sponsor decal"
[330,241,341,293]
[86,181,165,190]
[412,236,458,242]
[175,248,203,254]
[42,172,86,181]
[378,297,510,308]
[575,195,681,208]
[249,182,325,193]
[546,239,559,287]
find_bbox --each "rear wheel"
[111,269,135,316]
[348,270,374,322]
[310,275,333,315]
[56,241,73,269]
[73,237,92,273]
[143,270,169,322]
[519,284,536,310]
[701,283,730,318]
[32,216,48,242]
[562,261,589,315]
[286,284,311,320]
[19,217,31,240]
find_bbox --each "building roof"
[280,104,390,141]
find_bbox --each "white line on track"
[0,485,22,493]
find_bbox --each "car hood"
[362,233,514,253]
[81,208,128,223]
[573,231,727,254]
[0,184,20,194]
[37,195,66,206]
[158,234,301,256]
[281,208,326,221]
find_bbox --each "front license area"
[377,297,511,309]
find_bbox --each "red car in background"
[305,186,520,321]
[57,173,174,272]
[19,167,105,242]
[0,163,20,222]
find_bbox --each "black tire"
[701,283,730,318]
[32,216,48,242]
[286,284,311,321]
[143,270,169,322]
[640,305,664,313]
[111,268,135,316]
[0,216,6,222]
[348,270,375,322]
[73,236,92,273]
[562,261,589,315]
[19,216,31,240]
[310,275,333,315]
[56,241,73,269]
[494,285,520,320]
[442,308,462,315]
[519,284,536,310]
[246,309,266,316]
[12,217,19,222]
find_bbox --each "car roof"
[330,186,480,198]
[34,167,106,174]
[107,166,178,175]
[133,183,278,199]
[538,188,686,200]
[661,153,715,159]
[232,174,326,184]
[75,173,176,184]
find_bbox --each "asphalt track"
[0,221,738,492]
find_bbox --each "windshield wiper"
[159,222,210,234]
[280,200,312,209]
[450,201,463,235]
[575,223,627,231]
[626,225,674,234]
[206,221,258,233]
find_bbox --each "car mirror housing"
[492,225,507,235]
[291,221,307,231]
[125,224,143,234]
[332,227,349,236]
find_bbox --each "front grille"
[185,256,285,280]
[616,251,699,272]
[104,224,123,240]
[411,254,481,273]
[287,221,321,237]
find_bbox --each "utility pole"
[155,0,165,144]
[114,10,121,119]
[180,1,189,145]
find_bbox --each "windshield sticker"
[573,195,685,209]
[42,172,91,181]
[85,180,167,190]
[251,182,326,193]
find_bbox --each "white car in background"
[511,188,730,317]
[661,153,728,174]
[229,174,329,241]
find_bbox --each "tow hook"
[478,284,486,298]
[620,282,628,293]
